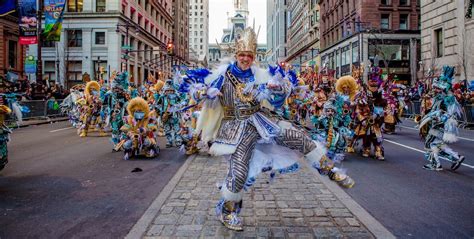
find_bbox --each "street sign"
[121,45,132,50]
[309,60,316,66]
[25,55,36,74]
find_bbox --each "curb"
[125,154,196,239]
[16,117,69,128]
[301,159,396,239]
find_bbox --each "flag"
[19,0,38,45]
[0,0,15,16]
[43,0,66,42]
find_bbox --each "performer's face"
[236,52,254,71]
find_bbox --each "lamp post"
[116,20,139,72]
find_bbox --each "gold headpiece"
[235,27,257,55]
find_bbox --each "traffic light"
[166,41,174,55]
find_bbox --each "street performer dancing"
[186,28,353,231]
[418,66,465,171]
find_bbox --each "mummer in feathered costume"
[78,81,106,137]
[181,28,351,231]
[0,96,12,171]
[417,66,465,171]
[116,97,160,160]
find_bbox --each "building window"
[352,42,359,63]
[435,28,443,57]
[67,0,83,12]
[95,32,106,45]
[399,14,408,30]
[381,0,390,5]
[67,30,82,47]
[67,61,82,82]
[381,14,390,29]
[44,61,56,82]
[8,40,17,68]
[96,0,106,12]
[399,0,409,6]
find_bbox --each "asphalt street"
[343,119,474,239]
[1,120,473,238]
[0,121,187,239]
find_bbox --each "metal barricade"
[44,99,64,118]
[22,100,49,120]
[412,101,422,115]
[403,101,414,118]
[461,104,474,128]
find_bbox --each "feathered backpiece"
[85,81,100,97]
[154,80,165,92]
[367,66,383,92]
[335,76,358,101]
[433,65,455,92]
[112,72,129,90]
[126,97,150,120]
[178,68,211,93]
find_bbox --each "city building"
[420,0,474,82]
[188,0,209,67]
[172,0,190,69]
[29,0,174,88]
[319,0,420,85]
[266,0,289,64]
[0,12,27,80]
[285,0,320,71]
[208,0,267,69]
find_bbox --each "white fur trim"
[252,65,272,85]
[277,120,295,130]
[305,141,327,164]
[196,102,224,143]
[209,143,237,156]
[443,132,458,143]
[205,61,231,85]
[221,185,243,202]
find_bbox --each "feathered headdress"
[235,27,257,55]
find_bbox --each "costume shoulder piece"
[127,97,150,120]
[85,81,100,97]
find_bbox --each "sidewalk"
[127,155,394,238]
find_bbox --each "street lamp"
[116,20,139,72]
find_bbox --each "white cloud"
[208,0,267,44]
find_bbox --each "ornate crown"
[235,27,257,55]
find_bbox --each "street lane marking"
[384,139,474,169]
[399,125,474,142]
[50,126,74,133]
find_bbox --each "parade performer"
[116,97,160,160]
[78,81,106,137]
[183,28,351,231]
[156,80,184,147]
[104,72,130,149]
[0,97,12,171]
[349,67,386,160]
[60,84,84,128]
[418,66,465,171]
[311,98,354,187]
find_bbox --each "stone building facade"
[29,0,174,88]
[0,13,27,80]
[319,0,420,85]
[421,0,474,82]
[266,0,288,64]
[172,0,190,68]
[189,0,209,67]
[285,0,321,71]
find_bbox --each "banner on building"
[25,55,37,74]
[43,0,66,42]
[0,0,15,16]
[18,0,38,45]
